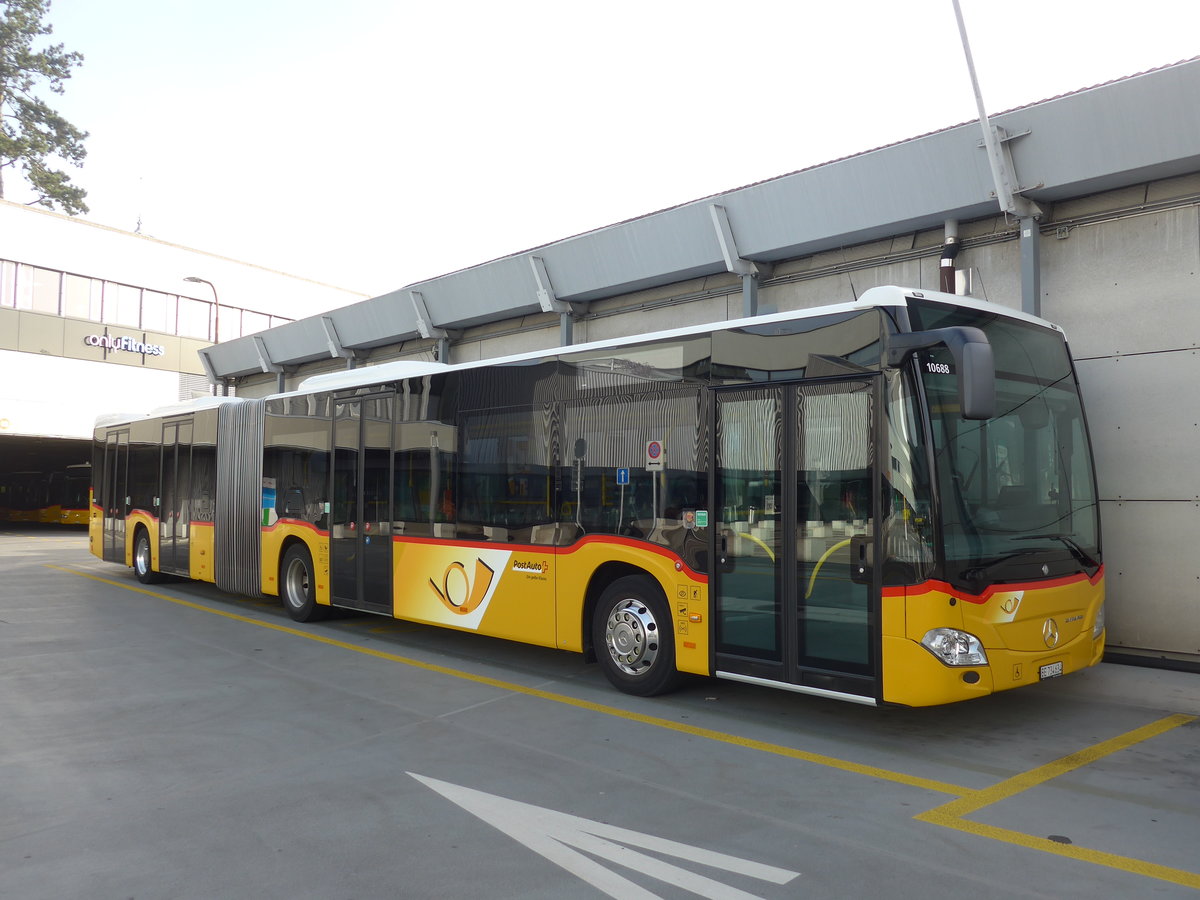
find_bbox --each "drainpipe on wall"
[940,219,961,293]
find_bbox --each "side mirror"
[886,326,996,420]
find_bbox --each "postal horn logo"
[429,558,496,615]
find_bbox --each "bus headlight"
[1093,602,1105,639]
[921,628,988,667]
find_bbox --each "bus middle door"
[330,394,394,614]
[159,418,193,576]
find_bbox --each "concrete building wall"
[1041,180,1200,663]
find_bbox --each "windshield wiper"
[961,549,1044,588]
[1013,533,1101,573]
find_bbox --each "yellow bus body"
[882,572,1105,706]
[257,524,711,677]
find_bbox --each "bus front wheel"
[280,544,327,622]
[593,575,682,697]
[133,529,162,584]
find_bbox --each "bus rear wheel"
[280,544,327,622]
[133,529,162,584]
[593,575,682,697]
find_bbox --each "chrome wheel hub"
[604,599,660,675]
[284,558,309,608]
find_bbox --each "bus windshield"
[908,300,1101,590]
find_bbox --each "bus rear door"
[101,430,129,564]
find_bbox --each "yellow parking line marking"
[915,712,1198,889]
[919,811,1200,889]
[921,713,1194,820]
[50,563,1200,888]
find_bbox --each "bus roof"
[94,396,237,430]
[287,285,1059,397]
[93,286,1061,427]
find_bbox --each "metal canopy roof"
[202,58,1200,381]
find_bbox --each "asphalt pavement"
[2,525,1198,899]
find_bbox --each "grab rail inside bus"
[806,538,852,599]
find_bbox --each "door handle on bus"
[718,533,735,572]
[849,534,873,584]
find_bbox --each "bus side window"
[281,488,305,518]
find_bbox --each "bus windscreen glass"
[908,300,1101,590]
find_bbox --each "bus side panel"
[189,522,217,584]
[260,521,330,603]
[88,495,103,560]
[557,536,711,677]
[390,537,557,648]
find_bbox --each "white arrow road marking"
[409,772,800,900]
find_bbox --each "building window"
[30,267,61,314]
[106,283,143,328]
[0,260,16,308]
[13,264,34,309]
[62,273,102,320]
[141,290,175,334]
[177,296,211,340]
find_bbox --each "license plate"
[1039,661,1064,680]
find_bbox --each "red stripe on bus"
[883,567,1104,604]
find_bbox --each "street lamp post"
[184,276,225,395]
[183,276,220,343]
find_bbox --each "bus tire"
[133,528,163,584]
[280,544,327,623]
[593,575,682,697]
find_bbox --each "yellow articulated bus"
[90,286,1104,706]
[0,465,91,526]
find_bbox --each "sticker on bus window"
[920,353,956,376]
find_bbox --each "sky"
[7,0,1200,302]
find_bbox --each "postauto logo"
[84,333,167,357]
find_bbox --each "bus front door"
[714,378,880,703]
[330,395,394,613]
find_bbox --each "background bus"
[0,465,92,526]
[89,286,1105,707]
[44,463,92,525]
[0,471,46,523]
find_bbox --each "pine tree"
[0,0,88,215]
